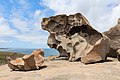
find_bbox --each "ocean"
[0,48,59,57]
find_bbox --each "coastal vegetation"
[0,51,25,65]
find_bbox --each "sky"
[0,0,120,49]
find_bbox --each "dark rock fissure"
[69,25,87,35]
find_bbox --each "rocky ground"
[0,57,120,80]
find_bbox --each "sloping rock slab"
[8,49,44,71]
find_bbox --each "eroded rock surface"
[8,49,44,70]
[104,18,120,61]
[41,13,110,64]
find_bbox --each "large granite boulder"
[8,49,44,70]
[104,18,120,61]
[41,13,110,64]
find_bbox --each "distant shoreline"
[0,48,59,58]
[0,48,10,49]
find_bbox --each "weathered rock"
[104,18,120,60]
[41,13,110,64]
[8,52,18,60]
[8,49,44,70]
[45,55,60,61]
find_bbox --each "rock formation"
[41,13,110,64]
[104,18,120,61]
[8,49,44,70]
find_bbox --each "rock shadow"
[84,59,113,65]
[11,65,47,72]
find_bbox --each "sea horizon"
[0,48,59,57]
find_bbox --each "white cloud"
[10,0,34,33]
[15,33,48,45]
[0,17,17,37]
[34,10,41,18]
[33,9,48,31]
[42,0,89,15]
[42,0,120,32]
[110,4,120,23]
[11,8,48,44]
[0,40,13,43]
[34,10,42,31]
[17,0,30,10]
[0,40,7,45]
[11,9,43,33]
[0,0,50,48]
[11,17,30,33]
[91,4,120,32]
[0,40,6,43]
[10,7,48,45]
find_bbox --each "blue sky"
[0,0,120,49]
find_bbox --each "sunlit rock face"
[41,13,110,64]
[8,49,44,70]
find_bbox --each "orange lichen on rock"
[8,49,44,70]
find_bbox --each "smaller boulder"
[8,49,44,71]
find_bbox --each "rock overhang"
[41,13,110,64]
